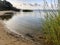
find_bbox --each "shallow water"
[4,10,58,35]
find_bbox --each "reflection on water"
[4,10,58,35]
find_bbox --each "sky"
[6,0,58,4]
[6,0,58,9]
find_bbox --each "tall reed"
[41,11,60,45]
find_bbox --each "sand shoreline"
[0,11,44,45]
[0,20,38,45]
[0,20,43,45]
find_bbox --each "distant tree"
[3,0,6,5]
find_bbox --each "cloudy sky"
[6,0,58,9]
[6,0,57,4]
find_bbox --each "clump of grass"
[41,11,60,45]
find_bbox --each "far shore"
[0,11,16,15]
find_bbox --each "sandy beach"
[0,20,37,45]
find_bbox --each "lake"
[4,10,58,36]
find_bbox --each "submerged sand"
[0,20,36,45]
[0,11,44,45]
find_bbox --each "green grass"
[41,11,60,45]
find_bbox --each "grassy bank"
[41,11,60,45]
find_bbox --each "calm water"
[4,10,58,35]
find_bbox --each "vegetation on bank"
[0,0,20,11]
[41,11,60,45]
